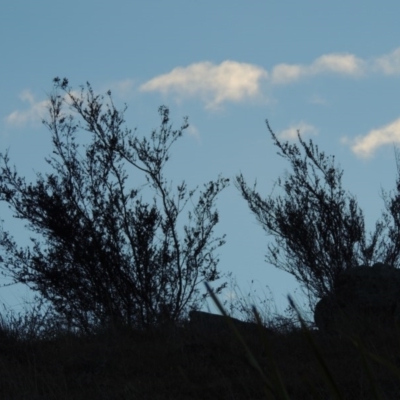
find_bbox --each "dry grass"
[0,296,400,400]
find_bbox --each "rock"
[188,310,273,337]
[314,262,400,335]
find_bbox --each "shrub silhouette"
[235,120,400,321]
[0,78,229,334]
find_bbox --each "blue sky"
[1,1,400,325]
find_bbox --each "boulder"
[314,262,400,335]
[189,310,273,337]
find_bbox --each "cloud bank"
[271,53,366,84]
[139,48,400,108]
[6,47,400,128]
[373,48,400,75]
[5,90,49,126]
[140,61,268,109]
[341,118,400,159]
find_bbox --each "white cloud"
[6,90,49,126]
[278,121,319,140]
[341,118,400,159]
[138,48,400,108]
[312,54,365,75]
[270,64,305,85]
[6,87,105,127]
[373,48,400,75]
[271,53,365,84]
[269,47,400,85]
[140,61,268,109]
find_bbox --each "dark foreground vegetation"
[1,295,400,400]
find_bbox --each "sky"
[1,1,400,328]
